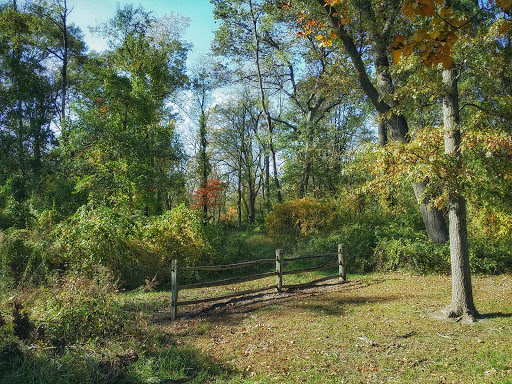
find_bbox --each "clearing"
[125,273,512,383]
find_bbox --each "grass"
[2,273,512,383]
[166,273,512,383]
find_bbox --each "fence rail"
[170,244,347,320]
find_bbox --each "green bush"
[467,206,512,274]
[0,228,49,287]
[0,176,33,230]
[372,232,450,273]
[47,204,138,281]
[45,204,211,288]
[135,204,212,285]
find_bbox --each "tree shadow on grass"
[298,294,401,316]
[170,278,400,326]
[126,343,235,384]
[478,312,512,320]
[0,339,235,384]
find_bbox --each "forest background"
[0,0,512,381]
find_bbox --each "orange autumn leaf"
[192,179,225,209]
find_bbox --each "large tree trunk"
[377,112,387,147]
[412,182,449,244]
[442,64,478,321]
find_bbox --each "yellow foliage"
[265,198,339,238]
[496,0,512,12]
[316,34,333,47]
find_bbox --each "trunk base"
[442,303,479,323]
[429,305,479,324]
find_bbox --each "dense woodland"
[1,0,512,382]
[1,0,512,285]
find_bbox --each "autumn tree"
[261,4,360,197]
[212,0,283,205]
[297,0,450,243]
[385,0,512,320]
[185,58,224,224]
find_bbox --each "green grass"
[2,273,512,383]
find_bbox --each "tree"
[442,59,477,319]
[387,0,512,320]
[212,89,263,224]
[297,0,450,244]
[261,8,357,197]
[186,59,221,224]
[64,5,188,214]
[212,0,283,204]
[0,0,60,227]
[30,0,86,126]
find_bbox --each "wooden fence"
[170,244,348,320]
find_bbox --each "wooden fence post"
[338,244,347,282]
[171,259,178,320]
[276,249,283,292]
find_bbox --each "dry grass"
[156,273,512,383]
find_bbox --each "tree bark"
[270,139,283,203]
[238,159,243,226]
[199,112,209,225]
[298,120,313,198]
[442,64,478,320]
[264,152,270,209]
[377,112,387,147]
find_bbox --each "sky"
[66,0,217,64]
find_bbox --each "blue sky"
[67,0,217,63]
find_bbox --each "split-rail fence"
[170,244,348,320]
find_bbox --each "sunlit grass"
[163,273,512,383]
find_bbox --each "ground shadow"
[477,312,512,320]
[167,278,399,326]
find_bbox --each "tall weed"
[29,268,124,343]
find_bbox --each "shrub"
[372,235,450,274]
[45,204,211,288]
[467,206,512,273]
[135,204,212,284]
[265,198,340,238]
[47,204,138,283]
[0,228,49,287]
[0,229,33,284]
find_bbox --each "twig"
[358,333,378,346]
[436,332,454,339]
